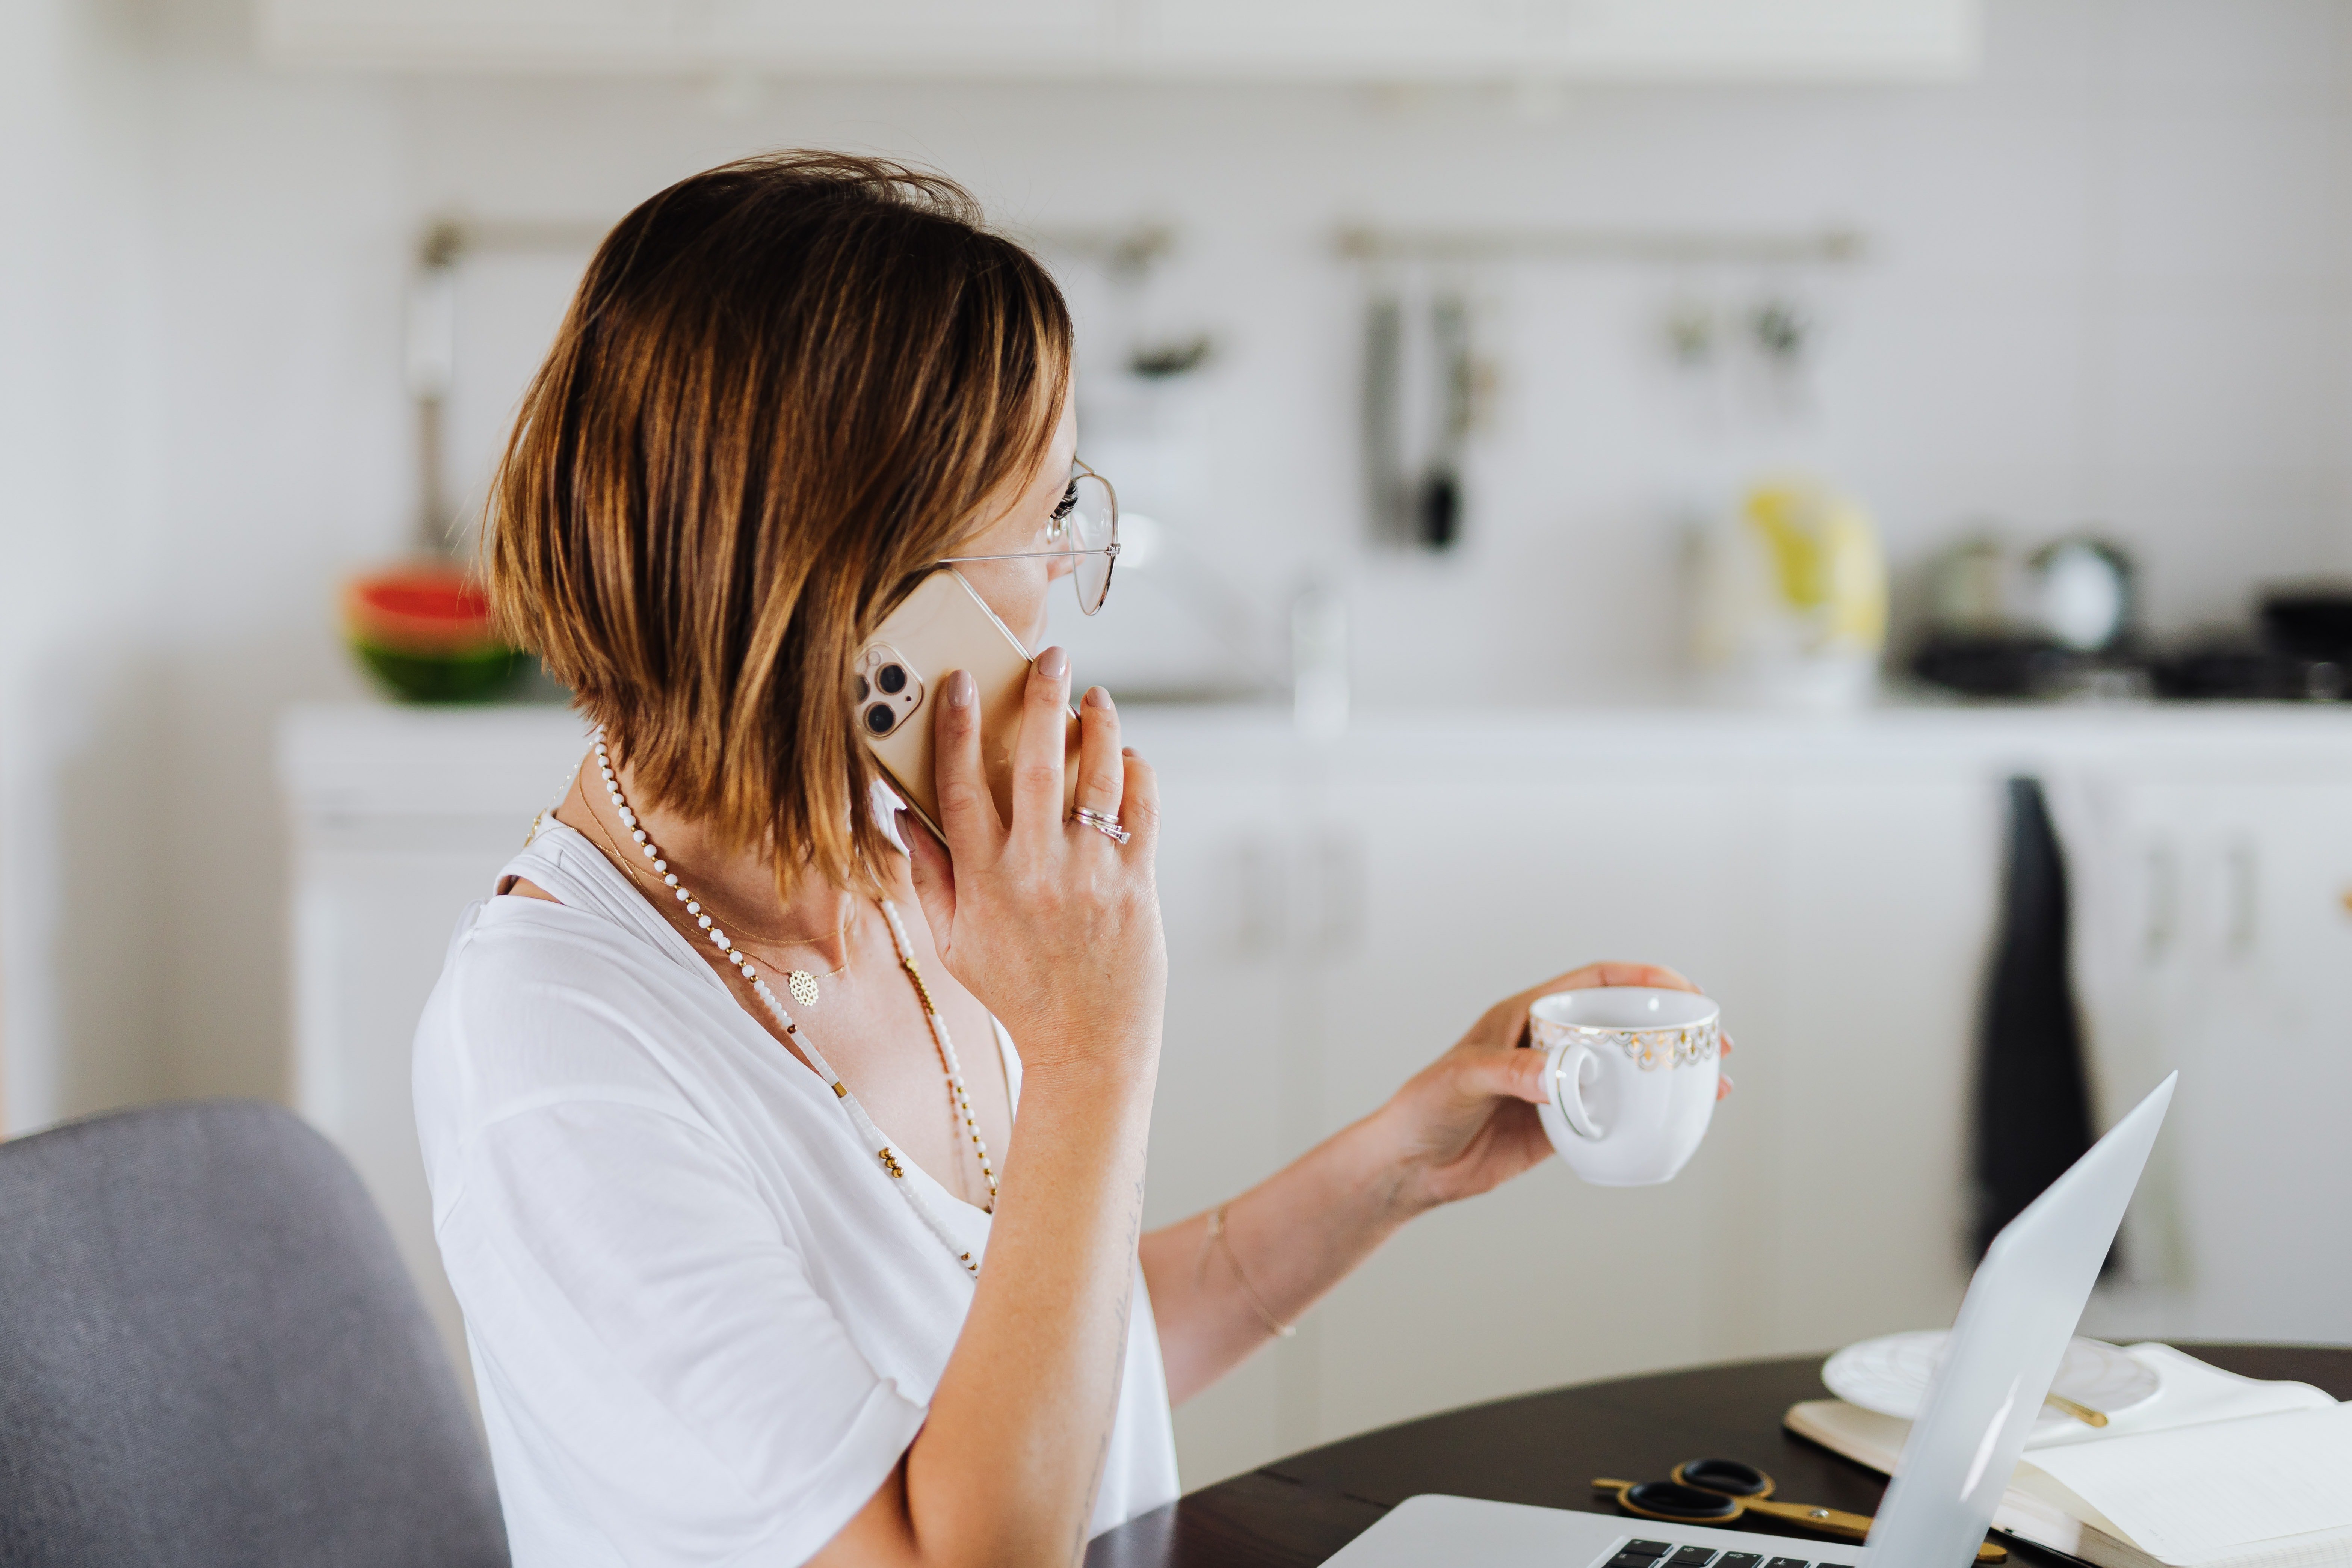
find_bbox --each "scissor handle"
[1736,1498,1872,1539]
[1740,1499,2007,1562]
[1587,1479,1740,1524]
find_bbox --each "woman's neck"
[557,749,857,966]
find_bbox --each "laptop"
[1323,1072,2179,1568]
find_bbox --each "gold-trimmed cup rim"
[1529,985,1719,1035]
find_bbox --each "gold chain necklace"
[583,732,1000,1260]
[753,925,851,1010]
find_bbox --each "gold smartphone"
[855,568,1080,841]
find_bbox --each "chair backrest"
[0,1100,508,1568]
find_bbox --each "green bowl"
[351,639,528,703]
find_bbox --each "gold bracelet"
[1202,1203,1297,1340]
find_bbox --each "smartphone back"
[856,569,1079,837]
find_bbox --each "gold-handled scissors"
[1592,1459,2007,1563]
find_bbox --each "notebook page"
[2022,1404,2352,1566]
[2024,1346,2340,1453]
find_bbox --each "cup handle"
[1553,1041,1607,1141]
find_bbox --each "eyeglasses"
[935,460,1120,616]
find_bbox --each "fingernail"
[1083,685,1113,709]
[947,669,976,708]
[1037,646,1068,681]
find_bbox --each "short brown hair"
[486,151,1072,896]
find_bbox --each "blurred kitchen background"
[6,0,2352,1490]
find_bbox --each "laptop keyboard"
[1602,1541,1854,1568]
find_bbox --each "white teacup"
[1530,987,1722,1187]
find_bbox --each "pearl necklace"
[588,729,999,1275]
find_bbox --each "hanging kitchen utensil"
[1416,290,1471,550]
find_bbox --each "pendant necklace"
[590,801,850,1008]
[585,729,999,1276]
[774,924,850,1009]
[787,964,842,1008]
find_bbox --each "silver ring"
[1072,807,1131,846]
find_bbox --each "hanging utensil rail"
[1335,223,1865,265]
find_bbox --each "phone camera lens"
[864,703,896,735]
[876,664,908,695]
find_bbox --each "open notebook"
[1787,1344,2352,1568]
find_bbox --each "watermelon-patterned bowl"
[342,562,526,702]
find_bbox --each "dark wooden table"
[1088,1344,2352,1568]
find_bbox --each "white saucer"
[1823,1330,2160,1433]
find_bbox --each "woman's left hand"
[1143,960,1731,1400]
[1367,962,1731,1214]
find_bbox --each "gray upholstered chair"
[0,1100,508,1567]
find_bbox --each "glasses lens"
[1069,470,1116,615]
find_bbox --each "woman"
[415,151,1721,1568]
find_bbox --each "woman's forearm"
[1140,962,1702,1408]
[905,1053,1159,1565]
[1139,1103,1429,1403]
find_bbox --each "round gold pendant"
[788,970,821,1008]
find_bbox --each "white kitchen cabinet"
[2171,784,2352,1345]
[1109,715,2009,1482]
[1256,736,2001,1467]
[1131,733,1304,1472]
[1299,749,1779,1445]
[279,704,590,1412]
[1750,769,2000,1351]
[287,817,530,1406]
[2058,767,2352,1349]
[255,0,1980,81]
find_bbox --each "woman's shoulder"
[441,886,679,1013]
[415,885,725,1134]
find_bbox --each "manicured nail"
[1037,646,1068,681]
[1083,685,1113,709]
[947,669,976,708]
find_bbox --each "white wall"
[0,0,170,1130]
[9,0,2352,1141]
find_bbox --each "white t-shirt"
[413,821,1180,1567]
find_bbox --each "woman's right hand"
[832,649,1165,1565]
[903,645,1166,1079]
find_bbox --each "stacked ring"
[1073,807,1131,846]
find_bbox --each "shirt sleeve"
[439,1097,926,1567]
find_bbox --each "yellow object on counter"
[1743,480,1888,653]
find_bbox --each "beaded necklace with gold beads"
[589,728,999,1277]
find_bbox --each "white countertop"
[277,697,2352,820]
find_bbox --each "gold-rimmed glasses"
[936,460,1119,616]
